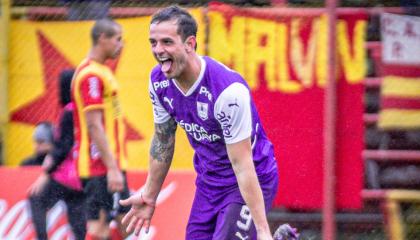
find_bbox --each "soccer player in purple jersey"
[120,5,280,240]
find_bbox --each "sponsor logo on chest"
[178,120,221,142]
[199,86,212,101]
[153,79,170,91]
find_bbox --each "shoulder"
[205,57,242,78]
[73,60,106,84]
[204,57,246,87]
[215,83,250,104]
[203,57,248,99]
[150,65,166,82]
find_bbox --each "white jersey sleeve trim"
[149,78,171,124]
[214,83,252,144]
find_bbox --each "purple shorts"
[186,172,278,240]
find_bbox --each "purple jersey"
[149,56,278,203]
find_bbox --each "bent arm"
[143,118,177,203]
[86,109,124,192]
[85,109,119,171]
[227,138,271,236]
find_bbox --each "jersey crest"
[197,101,209,120]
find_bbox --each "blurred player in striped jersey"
[71,19,130,240]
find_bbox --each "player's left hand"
[119,192,156,236]
[107,167,124,193]
[28,172,49,196]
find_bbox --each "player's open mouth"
[159,57,173,73]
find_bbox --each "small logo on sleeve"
[228,99,239,108]
[164,97,174,109]
[88,77,100,99]
[216,111,232,138]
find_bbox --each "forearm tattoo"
[150,118,177,163]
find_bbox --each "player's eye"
[163,39,173,45]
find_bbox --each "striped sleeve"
[78,74,105,111]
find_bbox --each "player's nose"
[153,42,165,55]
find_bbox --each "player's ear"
[97,32,107,45]
[185,36,196,53]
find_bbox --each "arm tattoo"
[150,118,177,163]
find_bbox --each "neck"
[88,46,107,64]
[174,54,201,93]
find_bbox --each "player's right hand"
[107,168,124,193]
[119,192,156,236]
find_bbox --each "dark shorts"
[30,178,85,209]
[28,179,86,240]
[82,173,130,222]
[186,171,279,240]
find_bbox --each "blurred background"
[0,0,419,239]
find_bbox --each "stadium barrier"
[0,166,196,240]
[362,190,420,240]
[363,10,420,240]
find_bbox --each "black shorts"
[82,172,130,222]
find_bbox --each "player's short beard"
[110,49,121,59]
[170,56,187,80]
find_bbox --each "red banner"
[0,167,196,240]
[208,3,367,209]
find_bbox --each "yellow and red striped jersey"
[71,59,127,178]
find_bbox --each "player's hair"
[33,121,54,144]
[59,69,74,106]
[91,18,120,45]
[151,5,197,43]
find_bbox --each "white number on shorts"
[235,231,249,240]
[236,205,252,231]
